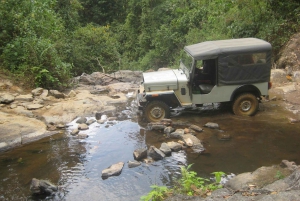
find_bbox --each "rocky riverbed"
[1,69,300,200]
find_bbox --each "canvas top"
[184,38,272,60]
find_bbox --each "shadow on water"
[0,97,300,200]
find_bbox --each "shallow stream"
[1,98,300,200]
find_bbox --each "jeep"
[137,38,272,122]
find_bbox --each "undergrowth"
[140,164,225,201]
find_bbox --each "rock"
[217,132,232,141]
[271,69,287,83]
[95,112,103,120]
[40,90,49,99]
[225,165,291,191]
[133,148,148,161]
[148,122,166,130]
[76,117,87,124]
[56,123,65,129]
[294,71,300,82]
[275,84,296,94]
[26,104,44,110]
[189,124,203,132]
[204,122,219,129]
[108,117,117,121]
[67,90,77,98]
[31,88,44,96]
[128,160,141,168]
[77,133,88,139]
[280,160,299,171]
[30,178,58,195]
[49,90,65,99]
[181,134,205,153]
[159,143,172,156]
[164,126,175,135]
[0,93,15,104]
[86,119,96,125]
[71,128,79,135]
[15,94,33,102]
[166,141,182,152]
[78,123,89,130]
[97,119,106,124]
[184,128,191,134]
[143,158,154,164]
[159,119,172,126]
[148,146,165,160]
[288,117,300,123]
[33,98,44,104]
[170,129,185,138]
[102,162,124,179]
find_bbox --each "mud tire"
[144,101,170,122]
[232,93,259,116]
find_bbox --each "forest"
[0,0,299,89]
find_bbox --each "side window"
[228,53,267,67]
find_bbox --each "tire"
[144,101,170,122]
[232,93,258,116]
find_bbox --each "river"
[0,98,300,200]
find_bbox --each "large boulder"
[148,146,165,160]
[30,178,58,195]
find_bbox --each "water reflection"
[0,99,300,200]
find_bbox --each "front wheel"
[144,101,170,122]
[232,93,259,116]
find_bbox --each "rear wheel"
[144,101,170,122]
[232,93,258,116]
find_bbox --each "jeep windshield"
[180,52,194,76]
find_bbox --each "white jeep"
[137,38,272,122]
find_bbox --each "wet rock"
[15,94,33,102]
[76,117,87,124]
[148,122,166,130]
[71,128,79,135]
[0,93,15,104]
[102,162,124,179]
[288,117,300,123]
[170,129,185,139]
[217,132,231,141]
[56,123,66,129]
[148,146,165,160]
[159,143,172,156]
[166,141,182,152]
[78,123,88,130]
[108,117,117,121]
[30,178,58,195]
[159,119,172,126]
[26,103,44,110]
[189,124,203,132]
[181,134,205,153]
[164,126,175,135]
[204,122,219,129]
[49,90,65,99]
[31,88,44,96]
[97,119,106,124]
[86,119,96,125]
[133,148,148,161]
[143,158,154,164]
[95,112,103,120]
[128,160,141,168]
[77,133,88,139]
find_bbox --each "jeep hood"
[142,70,179,91]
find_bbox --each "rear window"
[228,53,267,67]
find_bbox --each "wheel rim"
[149,106,165,119]
[240,100,252,112]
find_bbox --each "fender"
[145,92,181,108]
[230,85,262,101]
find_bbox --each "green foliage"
[275,171,285,180]
[140,185,170,201]
[141,164,226,199]
[179,164,208,195]
[1,0,300,88]
[68,24,120,75]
